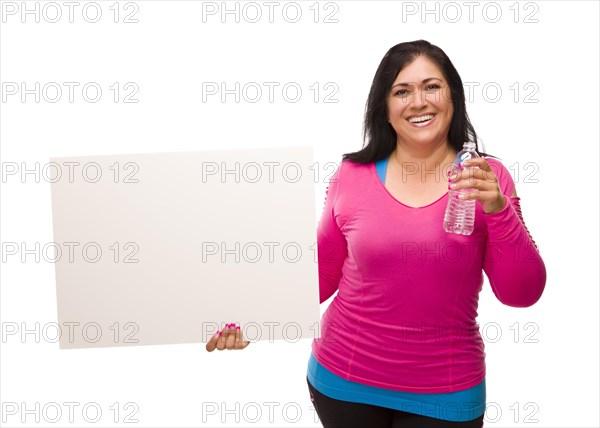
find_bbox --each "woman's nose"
[409,89,427,108]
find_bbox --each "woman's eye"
[394,84,440,96]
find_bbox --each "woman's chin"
[402,134,444,146]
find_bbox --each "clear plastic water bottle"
[443,141,481,235]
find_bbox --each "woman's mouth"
[407,114,436,128]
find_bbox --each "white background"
[1,1,599,427]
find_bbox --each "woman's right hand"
[205,323,251,352]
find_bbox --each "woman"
[206,40,547,428]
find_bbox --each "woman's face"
[386,55,454,149]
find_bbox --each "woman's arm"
[316,164,348,304]
[482,177,547,308]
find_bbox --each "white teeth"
[408,114,434,123]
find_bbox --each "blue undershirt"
[306,155,486,422]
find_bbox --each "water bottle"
[443,141,481,235]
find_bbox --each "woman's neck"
[390,143,456,177]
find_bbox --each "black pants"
[307,377,485,428]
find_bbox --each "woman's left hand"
[448,158,506,215]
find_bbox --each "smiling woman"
[302,40,546,428]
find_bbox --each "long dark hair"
[343,40,498,163]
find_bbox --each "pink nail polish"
[236,326,240,330]
[455,194,459,199]
[217,330,222,336]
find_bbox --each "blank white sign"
[50,146,320,349]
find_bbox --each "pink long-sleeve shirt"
[311,157,546,393]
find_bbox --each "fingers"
[450,177,491,192]
[450,165,497,187]
[448,158,504,213]
[234,325,251,350]
[452,167,485,183]
[460,157,490,171]
[205,330,222,352]
[206,323,250,352]
[227,324,251,350]
[455,189,496,200]
[458,190,506,214]
[450,165,501,204]
[216,324,230,351]
[451,180,501,201]
[459,159,496,180]
[225,324,237,349]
